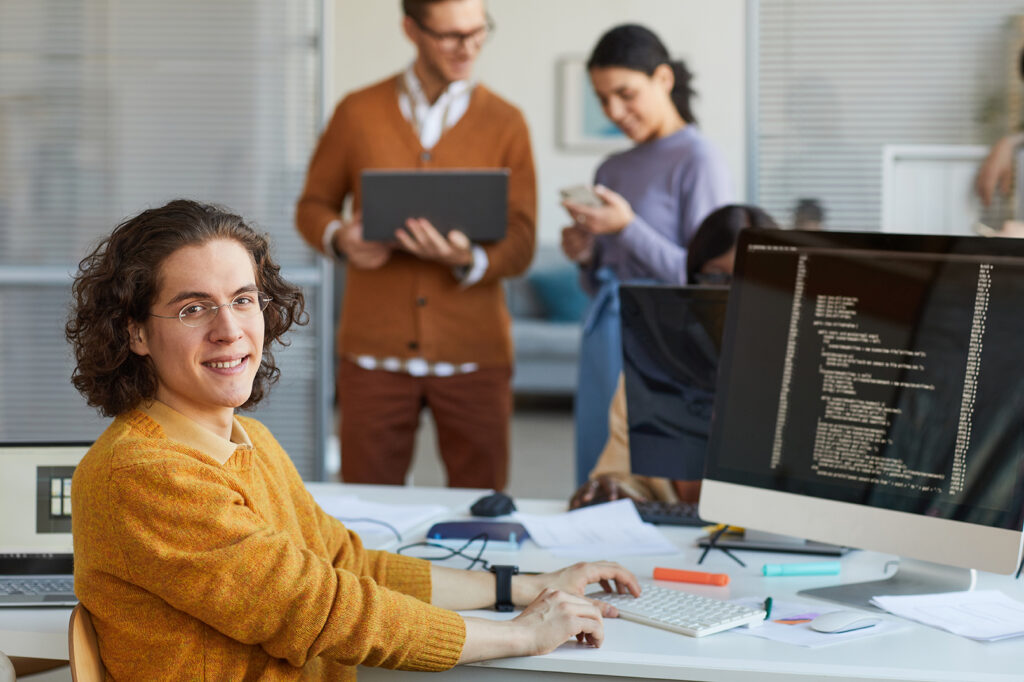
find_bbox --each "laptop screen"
[0,443,91,559]
[619,286,729,480]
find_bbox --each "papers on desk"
[514,499,677,558]
[870,590,1024,641]
[312,493,448,549]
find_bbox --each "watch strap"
[490,564,518,612]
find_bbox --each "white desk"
[4,484,1024,682]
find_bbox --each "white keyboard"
[588,583,766,638]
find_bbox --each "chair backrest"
[0,651,15,682]
[68,604,105,682]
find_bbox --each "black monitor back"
[619,285,729,480]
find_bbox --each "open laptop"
[0,443,90,606]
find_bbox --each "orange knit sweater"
[71,410,465,680]
[295,75,537,366]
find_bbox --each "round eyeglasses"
[413,14,494,52]
[149,292,272,328]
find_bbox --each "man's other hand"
[334,214,392,270]
[396,218,474,267]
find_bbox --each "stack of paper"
[312,493,448,549]
[870,590,1024,641]
[514,499,677,558]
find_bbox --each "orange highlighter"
[653,566,729,586]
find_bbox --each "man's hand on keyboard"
[512,588,607,652]
[515,560,642,617]
[569,475,646,510]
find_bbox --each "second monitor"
[619,284,728,481]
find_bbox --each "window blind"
[0,0,328,479]
[755,0,1024,231]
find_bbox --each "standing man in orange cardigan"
[296,0,536,490]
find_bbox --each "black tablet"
[360,169,509,243]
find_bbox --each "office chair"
[68,604,105,682]
[0,651,14,682]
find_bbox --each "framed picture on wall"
[557,56,630,152]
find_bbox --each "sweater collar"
[137,400,252,465]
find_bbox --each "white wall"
[331,0,747,245]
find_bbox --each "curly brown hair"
[66,199,307,417]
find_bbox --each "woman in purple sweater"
[561,24,735,485]
[561,23,734,289]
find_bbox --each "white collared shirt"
[397,63,473,150]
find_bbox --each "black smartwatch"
[489,564,519,612]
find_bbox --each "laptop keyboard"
[0,576,74,596]
[633,500,706,527]
[589,583,766,637]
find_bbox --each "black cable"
[396,533,491,570]
[334,517,402,543]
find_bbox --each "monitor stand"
[697,529,847,556]
[799,558,977,611]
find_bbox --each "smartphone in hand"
[560,184,604,208]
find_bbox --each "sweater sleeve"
[615,213,689,286]
[675,145,735,247]
[602,141,734,285]
[477,108,537,284]
[295,98,354,255]
[107,455,464,671]
[306,489,435,603]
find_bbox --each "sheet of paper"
[514,499,677,557]
[311,492,448,549]
[870,589,1024,641]
[729,598,908,647]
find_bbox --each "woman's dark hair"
[66,199,307,417]
[686,204,778,284]
[587,24,697,125]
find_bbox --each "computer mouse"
[809,610,882,634]
[470,491,517,517]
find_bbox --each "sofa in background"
[506,245,586,396]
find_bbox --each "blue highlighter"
[763,561,841,577]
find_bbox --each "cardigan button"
[416,297,427,306]
[408,341,419,350]
[420,151,432,162]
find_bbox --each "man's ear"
[402,15,418,44]
[127,320,149,357]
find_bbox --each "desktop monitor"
[699,229,1024,607]
[619,285,728,480]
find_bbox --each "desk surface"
[4,483,1024,681]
